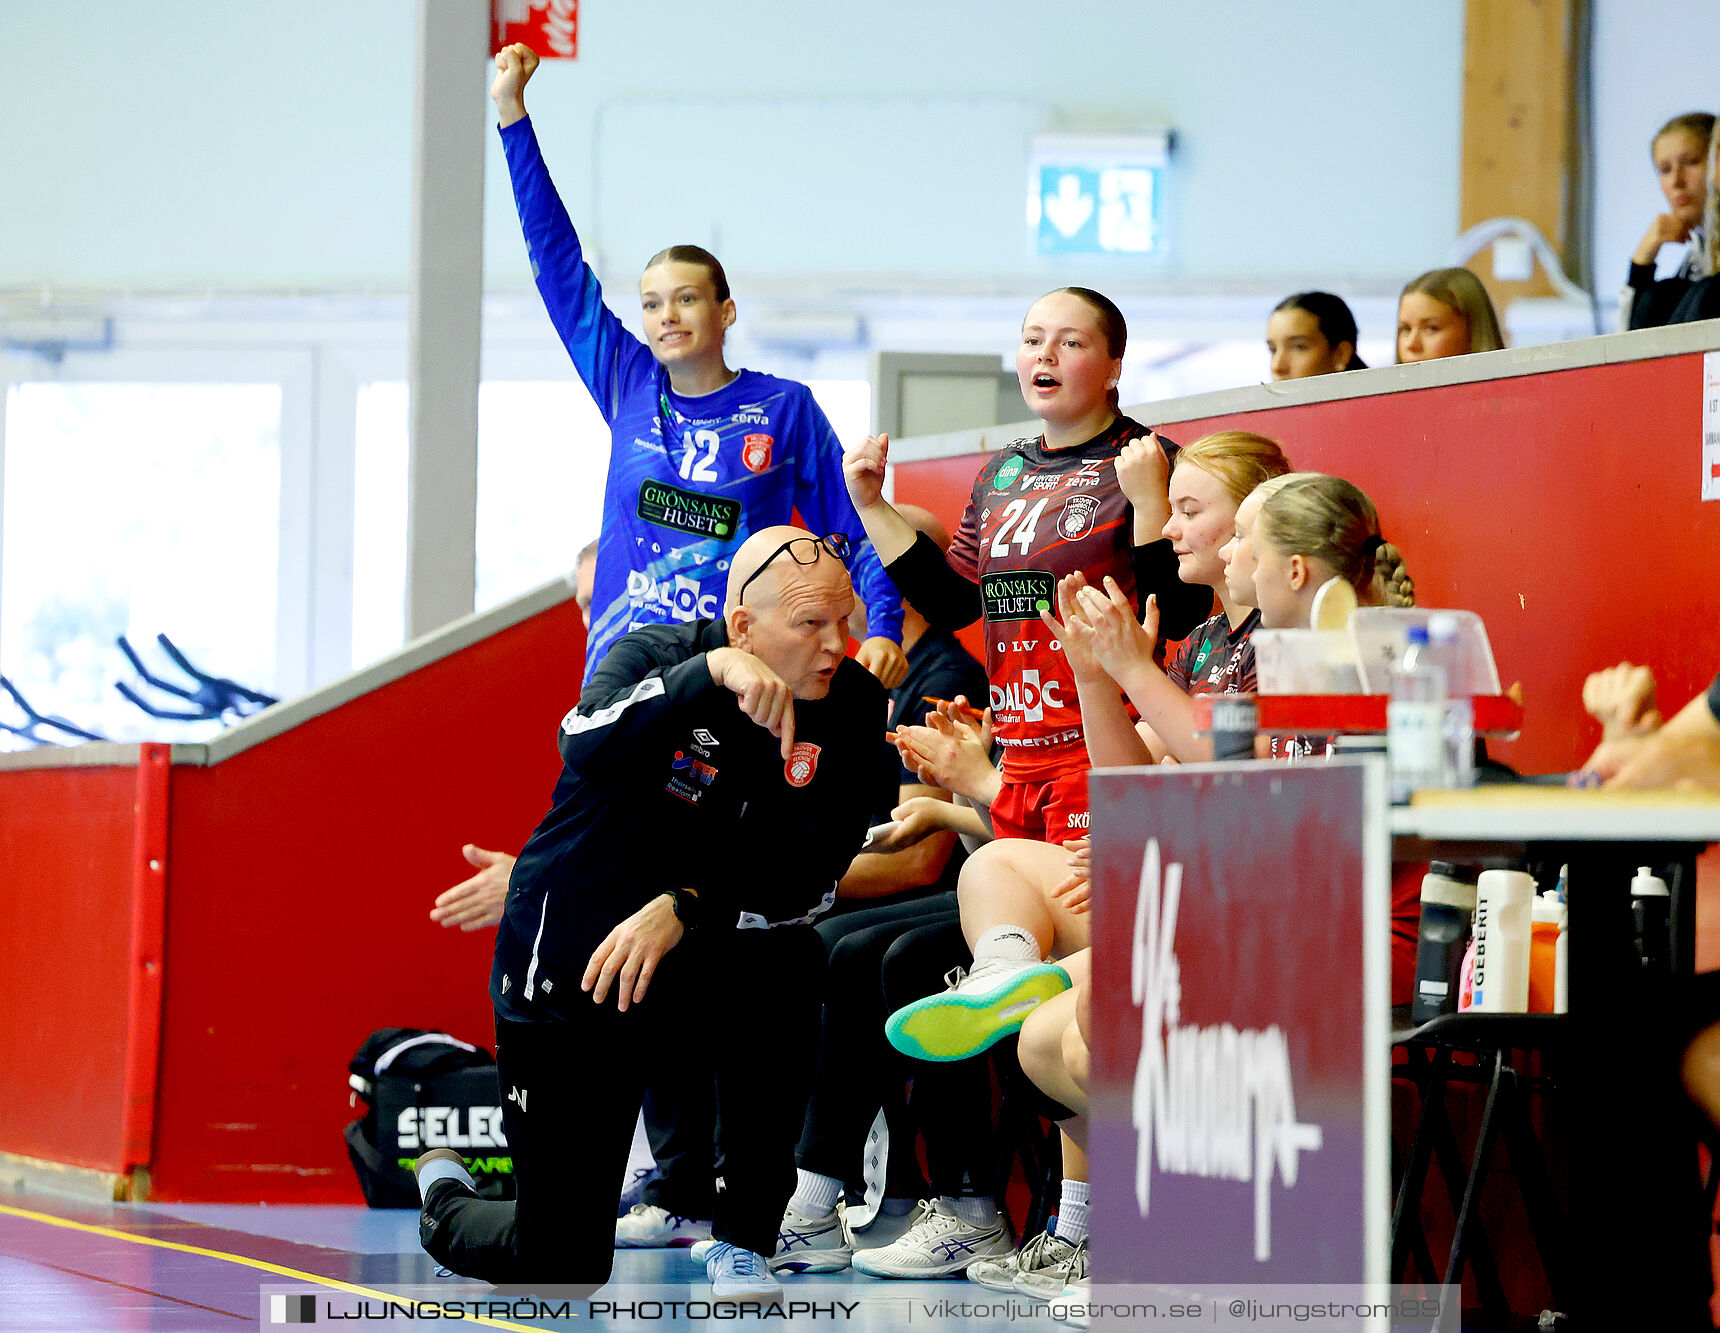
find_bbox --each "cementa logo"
[980,570,1055,622]
[636,480,741,538]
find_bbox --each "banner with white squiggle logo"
[1087,759,1391,1307]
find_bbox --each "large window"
[0,382,281,746]
[351,381,609,669]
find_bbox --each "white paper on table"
[1703,351,1720,502]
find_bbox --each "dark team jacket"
[492,619,892,1023]
[883,416,1213,781]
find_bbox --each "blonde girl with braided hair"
[1248,472,1413,630]
[1247,471,1426,1002]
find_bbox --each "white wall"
[1591,0,1720,305]
[2,0,1464,298]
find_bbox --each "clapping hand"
[1069,575,1159,684]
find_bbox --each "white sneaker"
[614,1203,711,1248]
[848,1199,1012,1278]
[771,1204,852,1273]
[966,1227,1080,1293]
[1054,1269,1092,1326]
[884,958,1071,1062]
[705,1241,782,1303]
[848,1197,919,1251]
[1014,1234,1088,1299]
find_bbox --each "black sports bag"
[344,1027,515,1208]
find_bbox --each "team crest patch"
[742,434,774,473]
[785,741,821,787]
[1057,493,1101,540]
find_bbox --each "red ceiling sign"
[491,0,578,59]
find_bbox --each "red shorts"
[989,769,1090,844]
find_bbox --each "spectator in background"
[1266,292,1366,380]
[1667,119,1720,326]
[1396,268,1505,364]
[1622,112,1714,331]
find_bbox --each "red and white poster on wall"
[491,0,578,59]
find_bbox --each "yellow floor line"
[0,1202,554,1330]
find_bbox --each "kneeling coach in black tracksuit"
[415,525,893,1292]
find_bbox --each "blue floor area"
[0,1188,1072,1333]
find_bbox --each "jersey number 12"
[679,429,721,482]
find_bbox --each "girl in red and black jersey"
[843,288,1211,847]
[879,431,1293,1053]
[868,431,1292,1285]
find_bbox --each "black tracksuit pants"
[420,925,825,1285]
[796,893,995,1199]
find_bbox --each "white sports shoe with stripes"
[771,1204,852,1273]
[848,1199,1011,1278]
[614,1203,710,1247]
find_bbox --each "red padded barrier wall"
[0,762,138,1171]
[144,599,584,1202]
[895,351,1720,776]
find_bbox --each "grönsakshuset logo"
[1131,837,1322,1261]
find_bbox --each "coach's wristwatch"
[664,887,702,932]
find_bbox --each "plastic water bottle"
[1411,862,1480,1023]
[1529,891,1564,1012]
[1553,905,1569,1014]
[1473,868,1534,1012]
[1631,865,1671,974]
[1427,613,1476,789]
[1388,624,1448,803]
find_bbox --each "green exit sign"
[1028,132,1170,257]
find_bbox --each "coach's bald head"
[724,527,855,700]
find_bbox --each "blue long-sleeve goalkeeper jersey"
[499,117,903,682]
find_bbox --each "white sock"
[416,1156,476,1202]
[788,1169,843,1218]
[972,925,1042,964]
[944,1194,1000,1228]
[1054,1179,1090,1243]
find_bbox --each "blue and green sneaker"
[884,958,1071,1062]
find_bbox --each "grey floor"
[0,1187,1072,1333]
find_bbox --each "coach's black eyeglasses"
[735,533,852,606]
